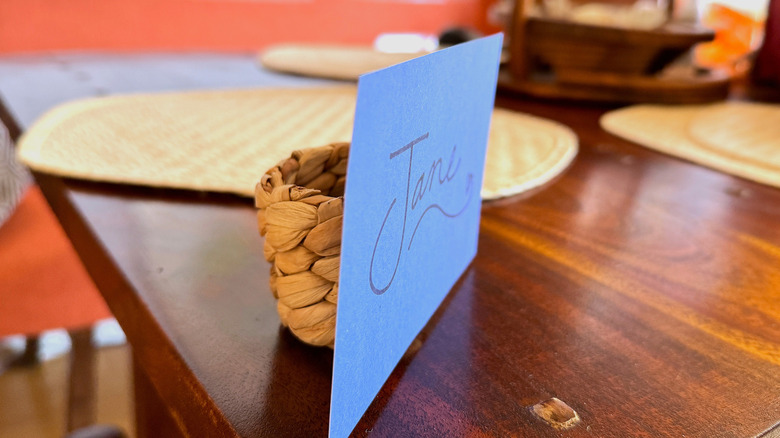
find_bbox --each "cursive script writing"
[369,132,474,295]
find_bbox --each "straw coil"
[255,142,349,347]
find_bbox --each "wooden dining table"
[1,54,778,438]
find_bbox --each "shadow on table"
[258,327,333,437]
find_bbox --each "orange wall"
[0,0,495,54]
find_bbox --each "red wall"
[0,0,496,54]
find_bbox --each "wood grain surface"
[20,94,780,437]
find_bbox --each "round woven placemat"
[260,45,426,81]
[601,102,780,187]
[17,86,578,200]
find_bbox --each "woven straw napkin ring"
[255,142,349,348]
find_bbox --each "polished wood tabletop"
[3,55,779,437]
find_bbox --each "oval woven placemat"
[18,86,578,200]
[601,102,780,187]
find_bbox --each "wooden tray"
[500,3,731,104]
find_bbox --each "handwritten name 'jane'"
[369,132,474,295]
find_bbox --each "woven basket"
[255,142,349,348]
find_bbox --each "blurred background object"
[499,0,737,103]
[0,111,126,436]
[693,1,767,76]
[531,0,670,29]
[750,0,780,99]
[0,119,29,225]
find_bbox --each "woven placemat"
[18,86,578,200]
[260,45,426,81]
[601,102,780,187]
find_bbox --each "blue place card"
[331,34,503,437]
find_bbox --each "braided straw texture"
[255,143,349,347]
[18,87,357,197]
[17,86,577,200]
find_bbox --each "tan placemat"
[260,45,427,81]
[18,86,578,200]
[601,102,780,187]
